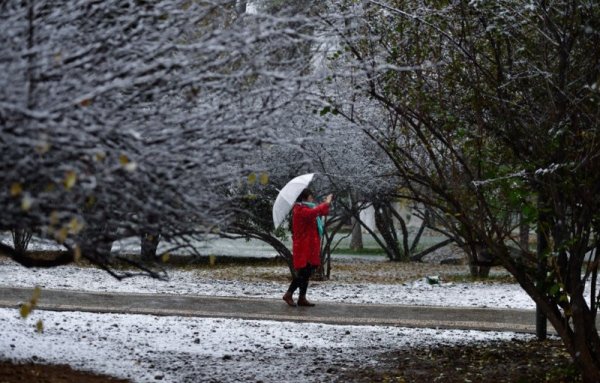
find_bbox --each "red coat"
[291,202,329,270]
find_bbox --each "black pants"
[287,265,313,296]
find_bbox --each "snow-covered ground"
[0,260,535,309]
[0,256,545,383]
[0,308,533,383]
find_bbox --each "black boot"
[297,295,315,307]
[282,292,296,307]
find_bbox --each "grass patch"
[342,338,580,383]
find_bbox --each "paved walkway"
[0,286,550,334]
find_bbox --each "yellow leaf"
[181,0,192,10]
[80,98,92,107]
[36,319,44,333]
[86,195,97,208]
[55,227,68,244]
[21,194,33,211]
[247,173,256,185]
[31,286,41,306]
[10,183,22,197]
[49,211,59,226]
[68,217,84,234]
[209,255,216,266]
[161,252,170,263]
[94,152,106,162]
[259,172,269,185]
[35,141,51,155]
[119,154,137,172]
[64,171,77,189]
[119,154,130,165]
[20,303,31,318]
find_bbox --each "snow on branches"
[0,0,319,269]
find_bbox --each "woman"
[283,188,333,307]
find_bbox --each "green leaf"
[522,204,537,222]
[549,284,560,296]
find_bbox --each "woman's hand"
[324,194,333,204]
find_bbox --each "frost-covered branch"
[0,0,324,273]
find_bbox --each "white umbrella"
[272,173,315,229]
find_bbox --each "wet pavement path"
[0,286,550,333]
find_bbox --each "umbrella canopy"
[272,173,315,229]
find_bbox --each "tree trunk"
[317,217,345,280]
[410,238,453,262]
[350,218,363,251]
[349,191,363,251]
[468,246,494,278]
[410,209,429,253]
[519,212,530,252]
[374,201,402,261]
[536,197,549,340]
[141,232,161,262]
[78,223,114,265]
[569,293,600,383]
[388,204,410,260]
[468,263,489,278]
[11,228,33,254]
[535,229,548,340]
[478,265,491,278]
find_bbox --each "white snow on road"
[0,261,536,309]
[0,259,542,383]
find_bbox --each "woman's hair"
[296,188,314,202]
